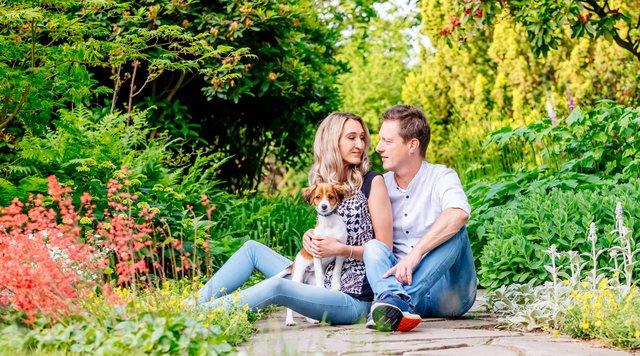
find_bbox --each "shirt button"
[404,213,407,217]
[405,231,409,234]
[406,196,409,199]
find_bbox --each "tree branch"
[581,0,640,60]
[166,71,186,101]
[111,65,122,114]
[127,61,139,115]
[0,85,30,131]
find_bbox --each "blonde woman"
[192,112,393,325]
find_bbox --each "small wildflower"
[546,96,557,126]
[566,86,575,111]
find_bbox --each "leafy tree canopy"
[440,0,640,60]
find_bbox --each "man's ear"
[409,138,420,154]
[302,186,316,204]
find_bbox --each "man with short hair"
[364,104,477,332]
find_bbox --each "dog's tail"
[275,264,293,278]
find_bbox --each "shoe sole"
[370,302,421,332]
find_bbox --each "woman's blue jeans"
[195,240,370,325]
[363,227,477,318]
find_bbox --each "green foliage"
[466,102,640,264]
[484,205,640,349]
[407,0,639,183]
[484,102,640,179]
[476,182,640,290]
[450,0,640,60]
[0,281,254,354]
[119,0,346,191]
[337,6,415,132]
[207,193,315,269]
[0,0,235,134]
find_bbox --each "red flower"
[450,16,461,28]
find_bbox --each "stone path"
[238,292,636,355]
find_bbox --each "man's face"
[376,120,411,172]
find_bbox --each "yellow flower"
[582,281,590,288]
[243,304,249,311]
[563,280,570,285]
[582,321,590,330]
[552,331,560,337]
[595,320,602,327]
[598,278,609,290]
[635,329,640,339]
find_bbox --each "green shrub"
[467,101,640,260]
[206,193,314,270]
[477,180,640,290]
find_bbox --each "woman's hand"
[303,229,344,258]
[302,229,317,256]
[309,235,344,258]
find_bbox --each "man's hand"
[383,252,422,285]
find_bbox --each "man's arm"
[383,207,469,285]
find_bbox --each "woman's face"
[339,119,366,166]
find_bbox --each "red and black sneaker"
[368,291,421,332]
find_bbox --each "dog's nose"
[321,203,327,210]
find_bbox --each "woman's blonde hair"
[308,112,370,195]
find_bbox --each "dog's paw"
[285,319,297,326]
[306,317,320,324]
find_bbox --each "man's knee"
[363,239,390,262]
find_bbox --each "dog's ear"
[302,186,316,204]
[334,184,350,201]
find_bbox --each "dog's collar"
[318,210,338,217]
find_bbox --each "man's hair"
[381,104,431,157]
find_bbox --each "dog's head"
[302,183,349,215]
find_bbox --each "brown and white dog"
[276,182,349,326]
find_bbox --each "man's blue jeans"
[363,227,477,317]
[194,240,370,325]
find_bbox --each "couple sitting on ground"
[190,104,478,332]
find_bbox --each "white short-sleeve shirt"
[384,161,471,259]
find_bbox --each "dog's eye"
[329,194,335,200]
[315,195,321,199]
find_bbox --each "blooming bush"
[0,176,105,322]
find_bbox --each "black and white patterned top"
[322,171,379,301]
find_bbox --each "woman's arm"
[303,175,393,260]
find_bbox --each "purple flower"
[566,86,575,112]
[546,97,557,126]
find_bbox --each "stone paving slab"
[238,292,637,355]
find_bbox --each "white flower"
[546,244,558,257]
[587,222,597,242]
